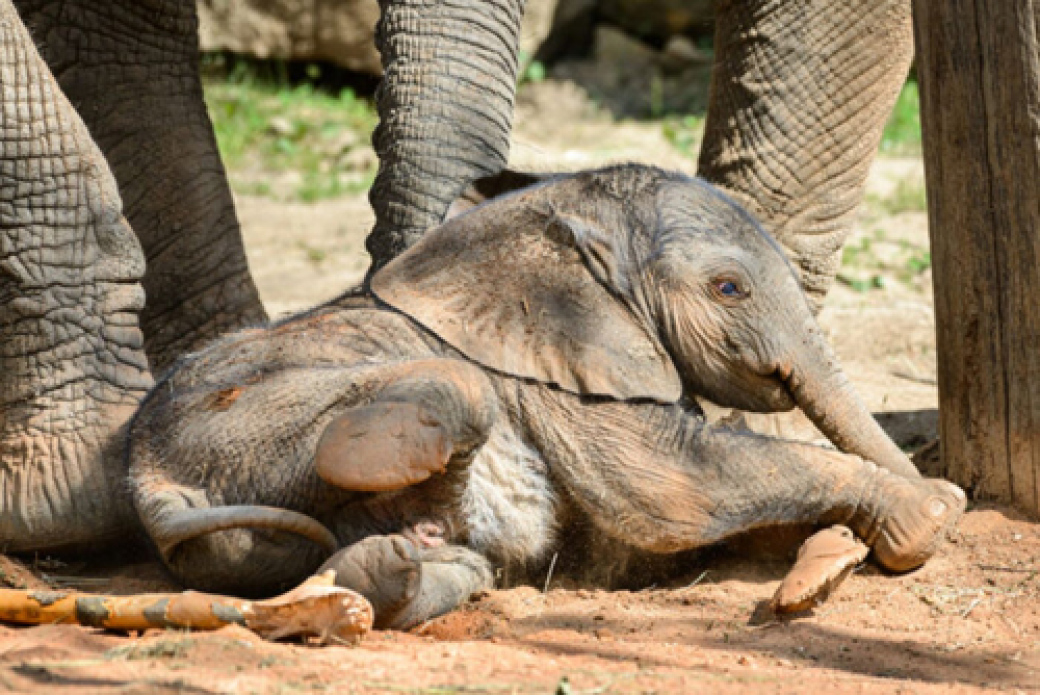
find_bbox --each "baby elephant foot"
[318,536,492,630]
[318,535,422,629]
[867,474,967,573]
[772,525,869,614]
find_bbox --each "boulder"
[198,0,381,74]
[198,0,562,76]
[599,0,714,43]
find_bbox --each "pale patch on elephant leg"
[458,423,559,567]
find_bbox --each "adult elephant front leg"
[699,0,913,310]
[15,0,267,372]
[365,0,528,270]
[0,1,153,551]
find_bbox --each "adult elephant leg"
[366,0,527,270]
[698,0,913,310]
[15,0,267,372]
[0,2,153,551]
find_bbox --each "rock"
[326,129,360,157]
[267,116,295,137]
[536,0,597,62]
[659,35,709,73]
[519,0,564,58]
[599,0,715,43]
[198,0,561,76]
[198,0,382,75]
[339,145,377,173]
[593,25,654,68]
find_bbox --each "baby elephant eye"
[718,280,740,296]
[710,276,749,301]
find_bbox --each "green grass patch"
[838,225,931,293]
[880,79,921,155]
[203,59,378,202]
[662,114,705,158]
[868,176,928,216]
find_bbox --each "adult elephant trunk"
[366,0,527,271]
[699,0,913,311]
[786,323,921,480]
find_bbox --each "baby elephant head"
[372,164,916,477]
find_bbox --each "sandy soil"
[0,82,1036,694]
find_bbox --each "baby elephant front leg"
[315,359,497,492]
[692,432,968,573]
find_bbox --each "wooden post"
[913,0,1040,516]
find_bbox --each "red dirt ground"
[0,503,1036,694]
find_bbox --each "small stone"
[658,35,708,72]
[340,145,377,172]
[268,116,295,137]
[593,26,654,69]
[328,129,360,156]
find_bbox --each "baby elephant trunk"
[788,339,921,480]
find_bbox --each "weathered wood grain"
[913,0,1040,516]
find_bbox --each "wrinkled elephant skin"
[130,166,965,627]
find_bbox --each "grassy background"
[203,57,379,202]
[202,54,922,204]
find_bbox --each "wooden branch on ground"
[0,571,373,645]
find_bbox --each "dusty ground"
[0,81,1036,694]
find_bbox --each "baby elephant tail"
[134,481,339,595]
[153,505,339,559]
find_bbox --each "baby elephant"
[129,164,964,629]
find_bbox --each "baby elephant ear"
[371,196,681,403]
[445,169,547,220]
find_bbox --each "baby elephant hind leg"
[319,535,492,630]
[315,359,498,493]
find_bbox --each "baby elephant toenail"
[928,498,948,517]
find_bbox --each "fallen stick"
[0,571,373,645]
